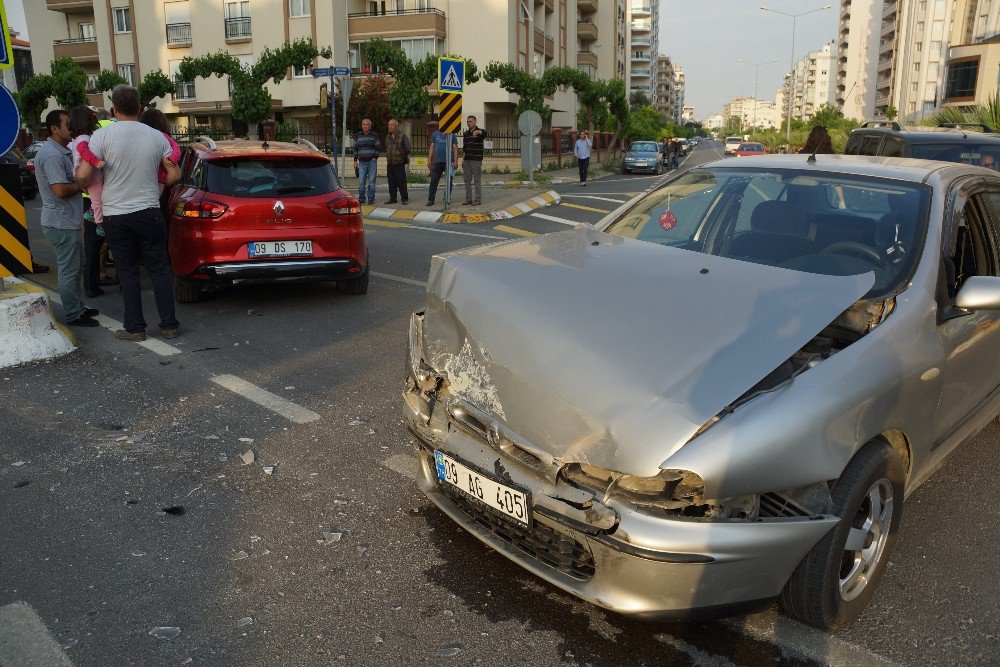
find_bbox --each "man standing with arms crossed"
[35,109,99,327]
[461,115,487,206]
[76,85,180,341]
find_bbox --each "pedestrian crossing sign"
[438,57,464,94]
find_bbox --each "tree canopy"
[179,38,332,125]
[95,69,177,109]
[15,57,89,132]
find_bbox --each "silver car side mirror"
[955,276,1000,310]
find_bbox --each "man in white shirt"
[77,85,180,342]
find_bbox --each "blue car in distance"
[622,141,664,175]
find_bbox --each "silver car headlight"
[561,463,704,509]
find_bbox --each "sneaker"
[96,224,106,237]
[384,199,398,205]
[83,210,95,223]
[401,200,409,205]
[471,200,481,206]
[115,329,147,341]
[462,200,473,205]
[67,315,99,327]
[160,327,180,339]
[82,307,100,317]
[426,201,434,207]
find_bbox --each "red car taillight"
[176,199,228,219]
[26,162,35,172]
[326,196,361,215]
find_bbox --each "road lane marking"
[211,374,320,424]
[494,225,537,237]
[560,195,627,203]
[0,602,74,667]
[530,212,586,226]
[723,612,902,667]
[92,314,182,356]
[371,271,428,288]
[562,202,611,213]
[365,219,410,229]
[405,225,506,240]
[382,453,420,481]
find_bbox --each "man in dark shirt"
[461,115,487,206]
[384,118,411,205]
[353,119,381,205]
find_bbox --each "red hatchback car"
[733,142,768,157]
[167,138,367,302]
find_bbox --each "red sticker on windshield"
[659,210,677,231]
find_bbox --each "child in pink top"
[68,107,105,227]
[139,109,182,194]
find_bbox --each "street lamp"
[736,58,778,136]
[761,4,831,151]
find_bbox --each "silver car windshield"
[604,168,930,297]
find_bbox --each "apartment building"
[784,42,837,121]
[577,0,627,84]
[836,0,882,120]
[703,112,724,129]
[654,54,675,118]
[26,0,584,133]
[724,96,780,130]
[680,106,694,122]
[673,64,685,124]
[942,0,1000,110]
[627,0,657,99]
[2,30,34,93]
[886,0,959,121]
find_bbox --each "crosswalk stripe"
[211,374,321,424]
[562,202,610,213]
[560,194,627,203]
[365,219,410,229]
[0,603,73,666]
[530,212,582,226]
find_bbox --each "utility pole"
[736,58,778,138]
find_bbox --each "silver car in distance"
[403,155,1000,629]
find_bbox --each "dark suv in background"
[844,121,1000,168]
[1,148,39,200]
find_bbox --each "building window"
[945,59,979,98]
[113,7,132,34]
[912,82,919,92]
[79,23,95,40]
[225,1,252,38]
[292,65,311,77]
[290,0,310,18]
[117,64,136,86]
[916,42,922,52]
[85,74,99,93]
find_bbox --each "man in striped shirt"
[462,116,487,206]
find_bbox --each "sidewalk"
[341,178,561,223]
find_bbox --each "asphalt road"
[1,141,996,666]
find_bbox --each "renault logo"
[273,200,285,218]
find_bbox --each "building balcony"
[632,53,651,62]
[577,20,598,41]
[578,0,598,12]
[875,94,890,107]
[879,39,894,55]
[537,0,554,12]
[53,37,99,64]
[348,8,446,41]
[577,50,598,68]
[631,37,651,46]
[631,21,651,33]
[87,93,105,108]
[173,80,196,101]
[882,2,897,20]
[877,58,892,73]
[881,22,895,38]
[630,70,651,78]
[632,4,652,15]
[534,28,554,58]
[166,23,192,47]
[46,0,93,14]
[225,17,252,41]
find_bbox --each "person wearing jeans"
[34,109,98,327]
[462,115,487,205]
[353,119,382,205]
[383,118,411,205]
[426,121,458,206]
[76,84,181,341]
[574,131,592,186]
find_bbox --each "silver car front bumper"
[406,405,838,619]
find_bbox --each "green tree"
[14,57,89,133]
[629,91,651,110]
[808,103,842,129]
[884,104,898,121]
[482,62,549,118]
[625,105,666,140]
[179,38,332,126]
[929,92,1000,131]
[94,69,177,109]
[362,38,479,120]
[334,74,393,140]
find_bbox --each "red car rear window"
[203,157,340,198]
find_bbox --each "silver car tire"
[779,440,904,629]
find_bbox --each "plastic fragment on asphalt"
[12,461,25,467]
[160,506,185,516]
[250,535,262,543]
[437,644,463,657]
[318,532,342,545]
[98,422,123,430]
[232,551,249,560]
[49,482,60,492]
[241,450,255,465]
[263,466,275,475]
[13,480,29,488]
[148,627,181,640]
[239,437,254,443]
[348,418,367,426]
[130,551,147,557]
[237,617,253,627]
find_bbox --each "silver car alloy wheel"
[839,478,894,602]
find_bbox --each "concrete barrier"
[0,279,76,369]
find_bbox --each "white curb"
[0,280,76,369]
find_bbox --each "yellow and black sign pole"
[439,92,463,210]
[0,164,31,286]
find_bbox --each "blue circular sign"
[0,84,20,156]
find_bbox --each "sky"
[6,0,836,120]
[4,0,27,39]
[659,0,839,119]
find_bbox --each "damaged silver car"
[404,155,1000,629]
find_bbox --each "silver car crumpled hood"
[421,227,874,478]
